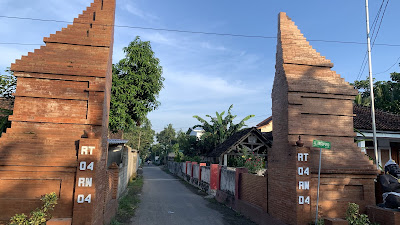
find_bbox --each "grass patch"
[111,176,144,224]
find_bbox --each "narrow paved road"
[131,165,256,225]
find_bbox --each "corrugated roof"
[108,139,128,145]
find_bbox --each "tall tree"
[176,129,199,157]
[123,119,155,161]
[156,124,177,151]
[109,36,164,132]
[353,72,400,114]
[193,104,254,155]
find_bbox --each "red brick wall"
[239,173,268,212]
[367,205,400,225]
[0,0,116,224]
[268,12,378,225]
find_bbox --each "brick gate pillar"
[72,138,102,225]
[268,12,378,225]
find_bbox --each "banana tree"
[193,104,254,154]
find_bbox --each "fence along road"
[131,165,256,225]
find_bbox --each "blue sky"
[1,0,399,133]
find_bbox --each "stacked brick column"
[268,12,378,224]
[0,0,116,224]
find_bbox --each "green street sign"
[312,140,331,149]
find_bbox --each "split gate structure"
[268,13,378,224]
[0,1,382,224]
[0,0,118,224]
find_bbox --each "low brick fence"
[239,173,268,212]
[166,161,280,225]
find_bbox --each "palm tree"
[193,105,254,154]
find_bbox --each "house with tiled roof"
[256,105,400,168]
[354,105,400,168]
[256,116,272,132]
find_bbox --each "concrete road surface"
[130,165,257,225]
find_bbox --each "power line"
[356,0,385,81]
[356,0,390,81]
[1,15,400,47]
[373,56,400,75]
[0,42,42,46]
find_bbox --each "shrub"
[244,156,264,174]
[346,202,378,225]
[10,192,58,225]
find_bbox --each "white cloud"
[166,71,257,99]
[124,3,159,22]
[200,42,227,51]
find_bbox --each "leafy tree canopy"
[109,36,164,132]
[156,123,177,148]
[0,68,16,99]
[176,129,199,157]
[123,119,155,161]
[193,104,254,155]
[353,72,400,114]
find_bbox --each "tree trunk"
[137,130,142,151]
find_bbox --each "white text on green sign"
[312,140,331,149]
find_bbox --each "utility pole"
[365,0,379,170]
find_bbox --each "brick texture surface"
[367,205,400,225]
[268,12,378,225]
[0,0,116,224]
[239,173,268,212]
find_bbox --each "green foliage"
[177,129,199,157]
[183,155,201,163]
[193,104,254,155]
[156,124,176,146]
[109,219,122,225]
[124,119,155,161]
[156,124,177,157]
[112,177,143,224]
[149,143,163,161]
[109,36,164,132]
[346,202,378,225]
[244,157,264,174]
[174,150,184,162]
[308,219,324,225]
[233,147,265,173]
[0,108,12,137]
[353,72,400,114]
[0,69,16,137]
[228,155,246,168]
[0,68,16,99]
[10,192,58,225]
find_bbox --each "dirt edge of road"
[110,169,144,225]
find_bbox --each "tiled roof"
[256,116,272,128]
[354,105,400,131]
[208,127,272,157]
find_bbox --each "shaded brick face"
[239,173,268,212]
[0,0,116,224]
[268,12,378,225]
